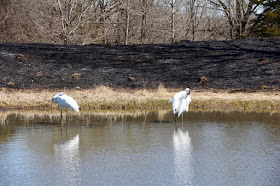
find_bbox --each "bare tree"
[57,0,90,44]
[125,0,130,44]
[23,0,121,44]
[208,0,260,39]
[24,0,92,44]
[140,0,147,43]
[161,0,184,43]
[0,0,38,43]
[0,0,13,42]
[0,0,255,44]
[185,0,209,41]
[171,0,175,43]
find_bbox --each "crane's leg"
[66,111,69,133]
[174,113,178,129]
[66,108,68,120]
[60,109,63,120]
[60,121,63,136]
[182,112,184,128]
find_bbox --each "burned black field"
[0,38,279,90]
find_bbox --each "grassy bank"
[0,85,279,112]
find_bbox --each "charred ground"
[0,38,279,90]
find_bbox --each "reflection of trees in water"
[1,108,280,127]
[157,110,170,121]
[0,112,24,142]
[0,110,169,127]
[54,134,81,185]
[0,125,16,143]
[0,111,59,126]
[173,128,193,185]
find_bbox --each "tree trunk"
[171,0,175,43]
[141,0,147,44]
[125,0,130,45]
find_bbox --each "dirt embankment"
[0,38,280,90]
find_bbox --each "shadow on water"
[0,109,279,185]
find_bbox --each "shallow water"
[0,110,279,185]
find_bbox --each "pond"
[0,110,279,185]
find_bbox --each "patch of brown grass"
[0,86,280,112]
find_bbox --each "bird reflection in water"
[173,128,193,185]
[54,134,81,184]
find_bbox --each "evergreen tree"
[251,0,280,37]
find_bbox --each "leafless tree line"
[0,0,260,45]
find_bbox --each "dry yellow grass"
[0,86,279,112]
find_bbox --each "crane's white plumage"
[52,93,79,118]
[169,88,191,118]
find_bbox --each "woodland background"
[0,0,279,45]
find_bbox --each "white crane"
[169,88,191,123]
[51,93,79,119]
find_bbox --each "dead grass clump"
[6,82,16,87]
[16,54,27,61]
[134,59,143,63]
[72,73,81,80]
[128,76,136,81]
[0,89,53,109]
[94,85,113,94]
[155,84,170,97]
[257,57,269,65]
[199,77,213,85]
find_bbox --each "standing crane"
[51,93,79,119]
[169,88,191,123]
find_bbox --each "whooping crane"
[169,88,191,123]
[51,93,79,119]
